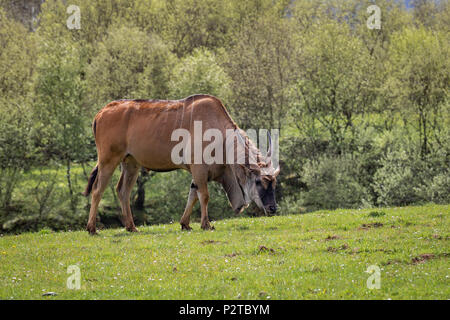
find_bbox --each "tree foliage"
[169,48,231,100]
[86,25,175,107]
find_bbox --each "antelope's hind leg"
[86,157,122,235]
[116,157,140,232]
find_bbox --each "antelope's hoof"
[201,223,215,231]
[126,227,139,232]
[181,224,192,231]
[86,226,98,235]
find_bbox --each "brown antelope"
[83,94,279,234]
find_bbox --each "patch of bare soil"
[411,253,436,264]
[382,253,449,266]
[411,253,449,264]
[325,235,341,241]
[225,252,240,258]
[327,243,349,252]
[359,222,384,230]
[382,259,404,266]
[258,245,276,254]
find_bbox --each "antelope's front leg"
[180,181,198,230]
[190,167,214,230]
[197,185,214,230]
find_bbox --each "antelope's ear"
[273,166,280,177]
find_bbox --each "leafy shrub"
[372,150,449,206]
[300,155,371,211]
[277,195,306,216]
[422,172,450,204]
[373,151,424,206]
[168,48,232,101]
[86,25,175,107]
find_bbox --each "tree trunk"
[66,159,76,213]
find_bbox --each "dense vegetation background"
[0,0,448,233]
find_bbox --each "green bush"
[86,24,175,107]
[168,48,232,101]
[371,150,449,206]
[277,195,306,216]
[422,172,450,203]
[416,150,450,204]
[300,155,371,211]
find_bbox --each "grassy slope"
[0,204,448,300]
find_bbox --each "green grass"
[0,204,448,300]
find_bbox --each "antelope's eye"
[255,179,261,185]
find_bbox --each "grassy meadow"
[0,204,448,300]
